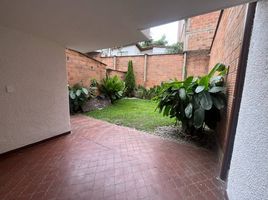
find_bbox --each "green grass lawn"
[86,98,175,132]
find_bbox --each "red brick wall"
[106,69,126,80]
[186,50,210,77]
[102,54,185,88]
[209,5,247,152]
[146,54,183,87]
[114,56,146,87]
[99,57,114,69]
[68,51,204,89]
[187,11,220,51]
[98,53,210,88]
[66,49,106,87]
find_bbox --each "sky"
[150,21,178,45]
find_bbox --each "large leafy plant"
[98,75,125,103]
[69,84,89,114]
[156,63,228,135]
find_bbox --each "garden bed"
[86,98,217,149]
[86,98,175,132]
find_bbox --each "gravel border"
[153,125,217,150]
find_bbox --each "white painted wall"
[112,45,141,56]
[152,47,168,54]
[101,45,169,57]
[0,0,253,52]
[101,45,142,56]
[227,1,268,199]
[0,26,71,153]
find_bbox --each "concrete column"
[182,19,188,80]
[113,56,117,70]
[144,54,148,86]
[227,1,268,199]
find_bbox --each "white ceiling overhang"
[0,0,254,52]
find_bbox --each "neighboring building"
[96,28,178,57]
[100,44,142,56]
[98,44,171,57]
[177,20,185,43]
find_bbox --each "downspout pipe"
[113,56,117,70]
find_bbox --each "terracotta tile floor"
[0,115,226,200]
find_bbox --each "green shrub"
[136,85,162,100]
[135,85,147,99]
[90,78,98,87]
[69,84,89,114]
[124,60,136,97]
[156,63,228,136]
[98,75,125,103]
[166,42,183,54]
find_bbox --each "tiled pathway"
[0,115,226,200]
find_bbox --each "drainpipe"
[113,56,117,70]
[182,19,188,80]
[144,54,148,87]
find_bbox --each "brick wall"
[186,11,221,51]
[66,49,106,87]
[98,53,208,88]
[101,55,177,87]
[186,50,210,77]
[106,69,126,80]
[209,5,247,153]
[146,54,183,87]
[112,56,146,86]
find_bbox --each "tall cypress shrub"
[125,60,136,97]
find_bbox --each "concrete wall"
[209,4,247,153]
[0,26,70,154]
[227,1,268,199]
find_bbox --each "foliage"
[140,39,153,48]
[156,63,228,135]
[140,34,168,47]
[90,78,98,87]
[124,60,136,97]
[135,85,163,100]
[86,99,175,132]
[69,84,90,114]
[98,75,125,103]
[153,35,168,46]
[166,42,184,54]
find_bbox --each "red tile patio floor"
[0,115,226,200]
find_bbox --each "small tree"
[125,60,136,97]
